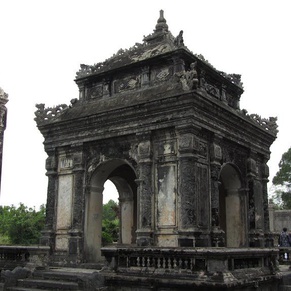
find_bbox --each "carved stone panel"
[114,75,140,93]
[157,164,176,227]
[57,175,73,230]
[151,66,172,84]
[196,164,209,227]
[87,84,103,99]
[179,158,196,228]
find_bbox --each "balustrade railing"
[101,246,278,274]
[0,246,50,270]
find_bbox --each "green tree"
[102,200,119,245]
[0,203,46,245]
[272,147,291,209]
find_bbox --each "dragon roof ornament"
[0,87,8,101]
[240,109,278,136]
[35,11,278,136]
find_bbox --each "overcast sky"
[0,0,290,208]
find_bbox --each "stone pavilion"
[35,10,278,266]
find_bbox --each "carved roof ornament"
[35,11,278,137]
[143,10,172,44]
[34,103,68,124]
[0,87,8,103]
[75,10,185,79]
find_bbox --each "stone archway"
[219,163,246,247]
[84,159,137,262]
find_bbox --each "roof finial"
[155,10,168,33]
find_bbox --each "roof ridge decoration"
[75,10,186,79]
[34,11,278,136]
[0,88,8,101]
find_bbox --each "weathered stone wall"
[269,200,291,233]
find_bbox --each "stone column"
[209,138,224,246]
[0,87,8,192]
[40,152,57,248]
[247,156,264,247]
[78,84,85,100]
[172,55,185,75]
[68,145,85,261]
[268,199,275,233]
[262,159,270,232]
[55,153,74,252]
[85,185,104,261]
[262,158,273,246]
[176,126,199,246]
[141,66,150,87]
[103,78,111,98]
[136,133,153,246]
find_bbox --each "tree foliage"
[0,203,46,245]
[102,200,119,245]
[272,147,291,209]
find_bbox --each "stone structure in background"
[269,199,291,234]
[0,87,8,193]
[35,10,277,267]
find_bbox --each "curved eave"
[37,90,276,155]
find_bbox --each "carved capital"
[138,140,151,159]
[262,163,269,179]
[210,143,222,163]
[45,155,57,174]
[247,157,257,176]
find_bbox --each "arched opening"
[84,159,137,262]
[219,163,246,247]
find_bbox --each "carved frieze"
[177,62,199,91]
[59,157,73,171]
[152,66,172,84]
[114,75,140,94]
[87,84,103,99]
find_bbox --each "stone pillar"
[172,55,185,74]
[103,79,111,98]
[78,84,85,100]
[0,87,8,193]
[55,153,74,252]
[141,66,150,87]
[262,159,270,232]
[268,199,275,233]
[40,152,57,248]
[85,185,104,261]
[136,133,153,246]
[247,156,264,247]
[119,195,134,244]
[262,158,273,246]
[209,138,224,246]
[176,126,200,245]
[68,145,85,261]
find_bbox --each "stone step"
[16,278,80,290]
[33,269,82,282]
[7,287,51,291]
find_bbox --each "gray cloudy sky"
[0,0,290,208]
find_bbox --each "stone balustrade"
[101,246,278,274]
[0,245,50,270]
